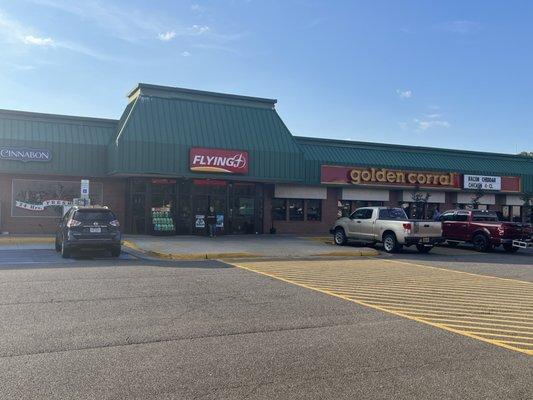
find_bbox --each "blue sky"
[0,1,532,154]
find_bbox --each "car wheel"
[334,228,347,246]
[472,234,491,252]
[383,233,399,253]
[60,240,71,259]
[110,247,121,258]
[416,244,432,253]
[503,243,519,253]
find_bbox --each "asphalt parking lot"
[0,245,531,399]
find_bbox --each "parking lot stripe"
[231,259,533,356]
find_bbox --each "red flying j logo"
[190,148,249,174]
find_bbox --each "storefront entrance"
[126,178,263,235]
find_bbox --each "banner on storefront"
[321,165,461,188]
[12,179,103,218]
[15,199,72,211]
[190,148,248,174]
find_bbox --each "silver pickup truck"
[330,207,444,253]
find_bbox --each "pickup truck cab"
[330,207,444,253]
[440,209,530,252]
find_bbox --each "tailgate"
[412,221,442,237]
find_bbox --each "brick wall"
[0,173,126,234]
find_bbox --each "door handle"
[356,221,361,223]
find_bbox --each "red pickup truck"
[440,209,531,252]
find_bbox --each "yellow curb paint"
[229,261,533,356]
[0,237,54,244]
[313,250,378,257]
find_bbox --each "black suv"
[55,206,122,258]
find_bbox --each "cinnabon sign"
[190,148,248,174]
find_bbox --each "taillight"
[110,220,120,227]
[67,220,82,227]
[403,223,412,232]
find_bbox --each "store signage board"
[151,178,177,185]
[81,179,90,198]
[190,148,248,174]
[463,175,501,191]
[321,165,461,188]
[0,147,51,162]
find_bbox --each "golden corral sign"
[321,165,461,188]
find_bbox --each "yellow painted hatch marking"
[230,258,533,356]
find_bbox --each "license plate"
[422,237,430,243]
[89,227,101,233]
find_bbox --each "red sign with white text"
[190,148,248,174]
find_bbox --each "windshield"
[378,208,408,220]
[73,210,116,222]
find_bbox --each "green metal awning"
[296,137,533,191]
[108,84,304,182]
[0,109,117,176]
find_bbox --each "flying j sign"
[190,147,248,174]
[321,165,461,188]
[0,147,51,162]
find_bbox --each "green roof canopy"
[108,84,304,182]
[296,137,533,191]
[0,109,116,176]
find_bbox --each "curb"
[0,236,54,244]
[299,236,333,245]
[122,240,261,260]
[313,249,379,257]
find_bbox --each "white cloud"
[158,31,176,41]
[22,35,54,46]
[190,4,205,12]
[181,51,191,57]
[397,122,408,130]
[441,20,481,35]
[425,113,442,119]
[0,9,118,61]
[190,24,210,35]
[396,89,412,99]
[413,118,450,131]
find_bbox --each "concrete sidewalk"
[0,233,378,259]
[123,234,378,260]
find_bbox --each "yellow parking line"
[383,258,533,286]
[231,259,533,356]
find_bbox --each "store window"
[501,206,522,222]
[338,200,384,218]
[272,199,287,221]
[288,199,304,221]
[307,200,322,221]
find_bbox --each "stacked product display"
[151,207,175,235]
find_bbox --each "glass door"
[230,183,256,234]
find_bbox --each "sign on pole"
[80,180,90,205]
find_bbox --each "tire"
[447,241,459,248]
[60,240,71,259]
[416,244,432,253]
[383,233,399,253]
[334,228,347,246]
[110,246,121,258]
[503,243,519,253]
[472,234,491,252]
